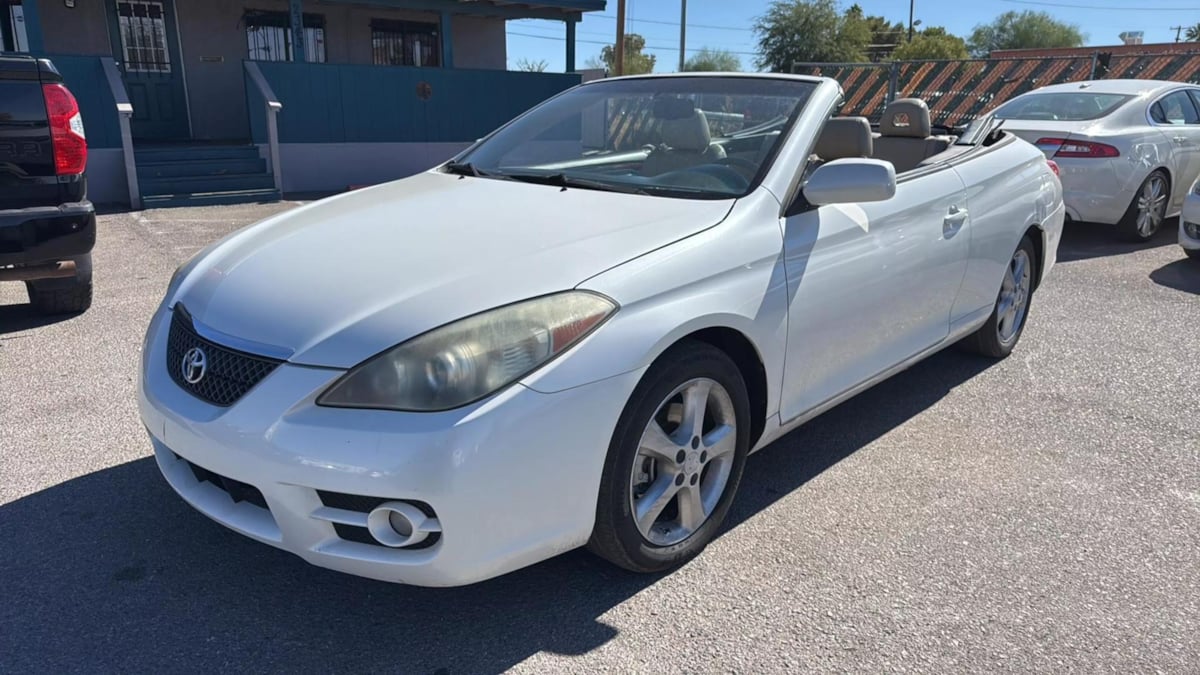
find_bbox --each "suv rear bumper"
[0,201,96,267]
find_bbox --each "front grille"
[178,454,269,511]
[317,490,440,550]
[166,307,282,406]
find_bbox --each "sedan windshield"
[992,92,1133,121]
[452,77,817,199]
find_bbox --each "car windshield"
[451,77,817,199]
[992,92,1133,121]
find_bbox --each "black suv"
[0,55,95,315]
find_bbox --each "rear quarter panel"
[949,135,1063,320]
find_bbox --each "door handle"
[1173,136,1189,145]
[944,205,968,237]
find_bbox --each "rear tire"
[1117,170,1169,242]
[959,236,1037,359]
[25,253,93,315]
[588,340,751,573]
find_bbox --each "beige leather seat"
[871,98,953,173]
[641,110,726,176]
[804,116,873,181]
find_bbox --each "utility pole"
[679,0,687,72]
[907,0,915,42]
[1171,25,1184,43]
[614,0,626,76]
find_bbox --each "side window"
[1150,91,1200,125]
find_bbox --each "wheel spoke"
[639,420,681,467]
[680,380,712,442]
[703,424,736,459]
[1011,254,1027,285]
[635,475,678,533]
[676,485,708,532]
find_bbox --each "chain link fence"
[793,52,1200,129]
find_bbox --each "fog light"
[366,501,433,548]
[1184,221,1200,239]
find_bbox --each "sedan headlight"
[318,292,617,411]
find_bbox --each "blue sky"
[506,0,1200,72]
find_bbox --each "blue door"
[106,0,189,141]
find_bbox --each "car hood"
[172,171,734,368]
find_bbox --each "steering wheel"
[715,156,760,180]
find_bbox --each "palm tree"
[1187,23,1200,42]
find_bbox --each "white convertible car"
[139,74,1064,586]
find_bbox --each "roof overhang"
[317,0,606,21]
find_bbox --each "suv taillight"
[42,83,87,175]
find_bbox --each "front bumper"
[1180,193,1200,251]
[138,307,643,586]
[0,201,96,267]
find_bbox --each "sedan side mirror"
[803,158,897,206]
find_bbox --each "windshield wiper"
[443,161,489,177]
[497,171,650,195]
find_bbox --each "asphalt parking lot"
[1,203,1198,673]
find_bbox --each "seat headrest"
[814,117,873,160]
[660,110,712,152]
[880,98,932,138]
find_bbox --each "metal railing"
[243,61,283,194]
[100,56,140,209]
[794,51,1200,128]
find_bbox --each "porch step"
[138,157,268,179]
[141,172,276,196]
[142,188,282,209]
[135,145,261,163]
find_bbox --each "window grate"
[117,0,171,73]
[245,10,326,63]
[370,19,439,67]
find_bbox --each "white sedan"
[1178,179,1200,260]
[987,79,1200,241]
[139,74,1064,586]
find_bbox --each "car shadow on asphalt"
[1056,218,1179,262]
[0,351,994,673]
[1149,257,1200,294]
[0,303,80,336]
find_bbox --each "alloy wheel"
[996,248,1032,343]
[629,377,737,547]
[1136,174,1168,238]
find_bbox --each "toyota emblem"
[181,347,208,385]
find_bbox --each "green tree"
[754,0,872,72]
[683,47,742,72]
[597,33,657,75]
[1186,23,1200,42]
[967,10,1085,57]
[515,58,549,72]
[891,26,970,61]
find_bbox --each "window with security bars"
[245,10,326,63]
[117,0,171,73]
[371,19,440,67]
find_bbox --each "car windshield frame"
[450,76,819,200]
[991,92,1135,122]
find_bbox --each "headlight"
[1192,180,1200,196]
[318,291,617,411]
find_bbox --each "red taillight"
[1035,137,1119,159]
[1046,160,1060,177]
[42,83,87,175]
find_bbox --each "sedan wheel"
[959,236,1038,359]
[1119,171,1170,242]
[589,341,750,573]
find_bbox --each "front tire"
[1118,170,1169,242]
[588,341,751,573]
[959,236,1037,359]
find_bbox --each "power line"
[1001,0,1200,10]
[505,30,760,56]
[588,12,755,33]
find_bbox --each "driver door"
[778,163,970,423]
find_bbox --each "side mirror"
[803,158,896,206]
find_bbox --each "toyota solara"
[139,74,1064,586]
